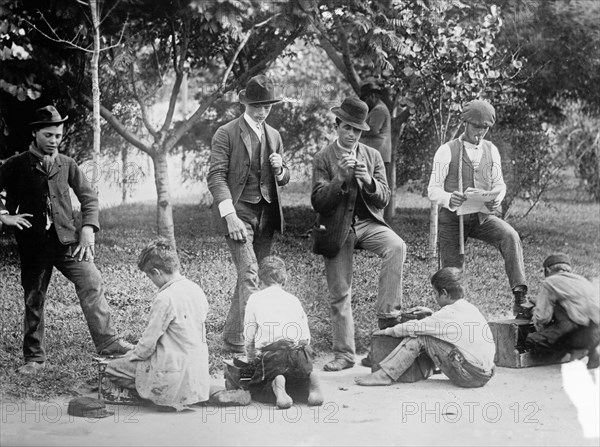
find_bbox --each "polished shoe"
[98,339,135,356]
[513,289,533,320]
[17,361,46,375]
[222,341,245,354]
[361,352,372,368]
[323,358,354,372]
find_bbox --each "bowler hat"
[543,253,571,269]
[67,396,114,419]
[360,81,382,96]
[238,75,282,105]
[29,105,69,127]
[331,97,370,131]
[462,99,495,127]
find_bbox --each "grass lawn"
[0,189,598,400]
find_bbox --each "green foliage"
[1,197,599,400]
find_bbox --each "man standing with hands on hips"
[207,75,290,353]
[311,96,407,372]
[428,99,532,319]
[0,105,133,375]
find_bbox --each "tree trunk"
[428,202,438,260]
[121,145,128,203]
[89,0,101,192]
[152,151,176,247]
[384,155,396,221]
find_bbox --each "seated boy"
[355,267,495,388]
[103,240,210,411]
[243,256,324,409]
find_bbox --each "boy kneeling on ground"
[243,256,324,409]
[103,240,211,411]
[355,267,496,388]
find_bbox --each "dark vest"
[239,125,275,204]
[443,138,495,194]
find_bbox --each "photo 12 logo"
[399,401,541,424]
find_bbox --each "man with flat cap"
[0,105,133,374]
[207,74,290,353]
[311,96,407,372]
[428,99,532,319]
[525,253,599,369]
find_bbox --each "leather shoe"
[17,361,46,375]
[98,339,135,356]
[361,352,372,368]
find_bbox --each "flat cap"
[462,99,495,127]
[543,253,571,269]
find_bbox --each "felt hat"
[331,97,370,131]
[29,105,69,127]
[67,396,114,419]
[543,253,571,269]
[462,99,495,127]
[360,81,382,96]
[238,75,282,105]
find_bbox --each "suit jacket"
[311,141,390,258]
[0,151,99,246]
[207,116,290,234]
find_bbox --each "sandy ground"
[1,356,598,447]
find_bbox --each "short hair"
[258,256,287,287]
[137,239,180,274]
[335,117,342,127]
[430,267,464,300]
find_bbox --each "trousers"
[223,200,277,346]
[380,335,494,388]
[17,227,118,362]
[324,217,406,362]
[439,210,526,290]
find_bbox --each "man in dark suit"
[0,106,133,374]
[207,75,290,353]
[311,97,407,372]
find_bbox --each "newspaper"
[456,187,501,216]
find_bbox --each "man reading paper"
[428,99,532,319]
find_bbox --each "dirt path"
[1,357,598,446]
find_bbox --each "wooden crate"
[370,335,433,382]
[488,319,566,368]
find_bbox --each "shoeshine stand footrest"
[489,319,567,368]
[223,359,253,390]
[370,335,433,382]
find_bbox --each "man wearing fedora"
[207,74,290,353]
[0,105,133,374]
[311,96,407,372]
[525,253,599,369]
[427,99,532,319]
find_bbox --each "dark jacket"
[311,141,390,258]
[0,151,99,245]
[207,115,290,234]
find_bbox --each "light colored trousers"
[324,217,406,363]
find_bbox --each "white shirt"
[244,285,311,353]
[427,137,506,210]
[384,299,496,371]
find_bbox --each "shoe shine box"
[488,319,567,368]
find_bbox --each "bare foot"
[354,369,394,386]
[272,375,293,409]
[307,372,324,406]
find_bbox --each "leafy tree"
[4,0,311,245]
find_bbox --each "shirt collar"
[336,139,357,157]
[244,113,263,138]
[460,134,481,151]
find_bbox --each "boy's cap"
[543,253,571,269]
[462,99,495,127]
[67,396,114,418]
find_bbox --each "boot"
[513,288,533,320]
[307,372,324,406]
[271,375,293,409]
